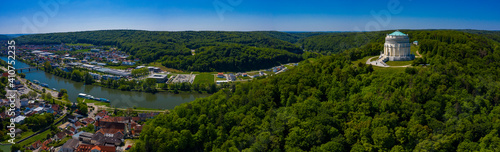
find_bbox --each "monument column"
[384,45,387,55]
[392,46,394,56]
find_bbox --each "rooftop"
[148,74,168,79]
[389,31,407,36]
[61,139,80,149]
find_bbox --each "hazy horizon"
[3,28,500,35]
[1,0,499,34]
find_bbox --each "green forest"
[161,44,302,72]
[296,32,386,54]
[129,30,500,151]
[14,31,307,72]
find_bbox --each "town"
[0,42,297,152]
[0,63,162,151]
[8,43,296,87]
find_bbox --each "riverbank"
[1,56,210,109]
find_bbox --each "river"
[1,56,209,109]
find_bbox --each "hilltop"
[129,30,500,151]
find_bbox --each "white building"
[14,116,26,124]
[147,74,169,83]
[380,31,415,62]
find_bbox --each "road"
[416,50,422,58]
[15,113,67,144]
[366,56,389,67]
[86,101,167,114]
[1,66,59,98]
[86,101,98,119]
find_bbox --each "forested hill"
[253,31,328,43]
[0,35,8,41]
[296,31,387,54]
[131,30,500,151]
[0,34,28,40]
[297,30,500,55]
[14,30,306,72]
[461,30,500,43]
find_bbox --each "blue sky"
[0,0,499,34]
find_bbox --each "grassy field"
[215,77,227,81]
[48,136,70,147]
[193,74,214,84]
[385,60,413,66]
[284,64,296,69]
[262,71,274,75]
[0,130,35,143]
[148,62,184,73]
[239,76,251,80]
[104,65,136,70]
[307,57,318,63]
[72,49,91,53]
[104,106,167,112]
[246,72,258,76]
[352,56,378,65]
[411,44,419,55]
[18,129,51,147]
[66,43,94,46]
[78,97,110,107]
[0,144,10,152]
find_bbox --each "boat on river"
[99,98,110,103]
[78,93,110,103]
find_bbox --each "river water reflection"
[1,56,209,109]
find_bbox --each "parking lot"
[170,74,196,84]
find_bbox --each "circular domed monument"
[380,31,415,62]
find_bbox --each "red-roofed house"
[54,132,66,141]
[81,118,95,125]
[217,73,224,78]
[75,121,84,129]
[31,140,42,150]
[40,138,52,151]
[95,110,107,121]
[76,144,116,152]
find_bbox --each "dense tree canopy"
[297,31,387,54]
[161,44,302,72]
[131,30,500,151]
[15,30,306,72]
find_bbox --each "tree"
[18,30,500,152]
[81,123,95,133]
[71,70,83,82]
[43,61,52,72]
[28,91,37,99]
[46,93,53,101]
[11,144,21,152]
[84,72,94,84]
[126,108,134,117]
[131,68,149,77]
[58,89,68,97]
[77,101,88,115]
[372,126,395,150]
[62,94,69,101]
[20,94,29,99]
[144,78,157,93]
